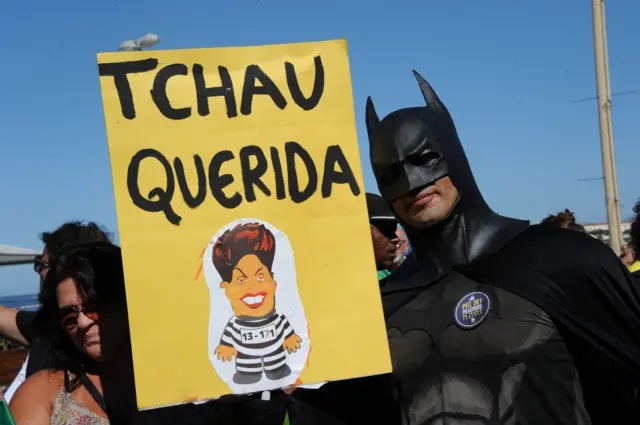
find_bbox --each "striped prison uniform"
[220,311,296,375]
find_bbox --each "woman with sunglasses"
[9,242,137,425]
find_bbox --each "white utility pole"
[591,0,623,255]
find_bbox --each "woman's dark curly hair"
[630,199,640,260]
[35,242,126,390]
[540,209,586,233]
[37,221,112,304]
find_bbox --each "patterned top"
[50,388,109,425]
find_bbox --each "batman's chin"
[392,177,459,230]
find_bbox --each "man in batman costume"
[356,71,640,424]
[291,72,640,424]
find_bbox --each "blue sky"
[1,0,639,295]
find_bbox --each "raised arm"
[0,307,30,347]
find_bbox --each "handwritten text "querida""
[127,143,360,226]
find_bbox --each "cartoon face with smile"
[211,222,302,386]
[222,253,276,318]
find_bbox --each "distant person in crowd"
[540,209,585,232]
[10,242,136,425]
[628,199,640,274]
[395,227,411,258]
[0,222,111,402]
[366,193,403,283]
[619,244,635,268]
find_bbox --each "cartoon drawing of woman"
[211,223,303,385]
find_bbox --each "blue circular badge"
[454,291,491,329]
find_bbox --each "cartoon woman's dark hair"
[212,223,276,282]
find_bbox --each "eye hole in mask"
[408,151,441,168]
[379,163,404,186]
[379,151,441,186]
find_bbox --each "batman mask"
[366,71,529,274]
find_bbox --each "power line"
[570,90,636,104]
[577,176,604,182]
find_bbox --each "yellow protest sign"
[97,39,391,409]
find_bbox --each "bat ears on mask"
[365,70,450,140]
[365,97,380,140]
[412,70,448,114]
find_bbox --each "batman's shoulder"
[474,225,640,418]
[462,224,640,374]
[463,224,640,309]
[481,224,628,277]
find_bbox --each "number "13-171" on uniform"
[241,329,276,341]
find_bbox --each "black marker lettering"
[285,141,317,203]
[98,59,159,120]
[270,147,286,200]
[151,64,192,120]
[193,65,237,118]
[174,155,207,208]
[239,146,271,202]
[208,151,242,209]
[321,145,361,198]
[241,65,287,115]
[127,149,181,225]
[285,56,325,111]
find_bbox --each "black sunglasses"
[34,255,48,274]
[58,302,100,331]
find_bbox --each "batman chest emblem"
[454,291,491,330]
